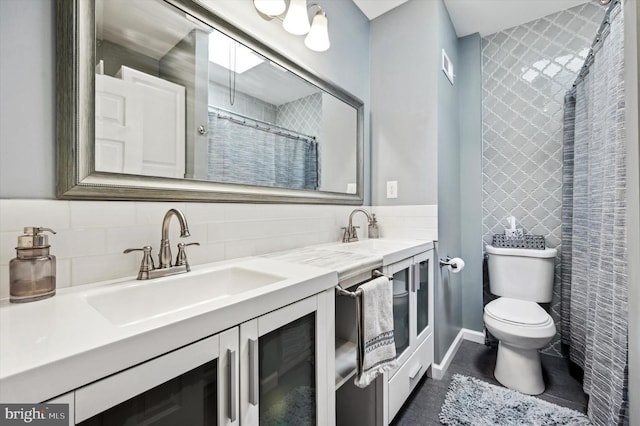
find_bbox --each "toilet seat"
[484,297,553,327]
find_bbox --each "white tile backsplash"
[55,228,107,258]
[0,200,70,232]
[72,253,139,286]
[56,258,72,290]
[0,200,438,298]
[372,205,438,241]
[0,266,8,299]
[134,202,188,225]
[70,202,136,228]
[185,203,225,223]
[106,226,157,255]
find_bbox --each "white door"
[117,66,186,179]
[95,74,143,174]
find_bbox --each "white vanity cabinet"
[384,249,435,423]
[74,327,239,426]
[67,292,331,426]
[240,292,332,426]
[45,392,75,425]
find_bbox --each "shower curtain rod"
[572,0,620,87]
[208,105,317,142]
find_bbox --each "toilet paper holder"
[439,256,464,271]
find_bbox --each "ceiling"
[352,0,592,37]
[97,0,318,106]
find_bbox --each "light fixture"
[282,0,311,35]
[304,6,330,52]
[253,0,286,17]
[253,0,330,52]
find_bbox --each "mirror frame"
[56,0,364,204]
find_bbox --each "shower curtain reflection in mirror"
[207,113,319,190]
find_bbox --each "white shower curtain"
[561,2,628,425]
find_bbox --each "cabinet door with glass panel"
[75,328,239,426]
[384,258,413,368]
[240,294,329,426]
[384,249,434,371]
[412,251,434,348]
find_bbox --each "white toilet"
[483,244,557,395]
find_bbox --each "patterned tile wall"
[481,2,604,356]
[209,81,277,123]
[276,92,323,140]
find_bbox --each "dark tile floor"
[391,341,587,425]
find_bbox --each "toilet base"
[494,341,545,395]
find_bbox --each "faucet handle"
[176,242,200,270]
[341,226,360,243]
[124,246,154,280]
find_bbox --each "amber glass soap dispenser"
[9,227,57,303]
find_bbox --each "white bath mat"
[439,374,591,425]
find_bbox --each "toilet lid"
[485,298,551,326]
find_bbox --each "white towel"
[354,276,398,388]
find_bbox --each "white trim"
[442,49,455,85]
[462,328,485,344]
[431,328,485,380]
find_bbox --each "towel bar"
[335,270,392,298]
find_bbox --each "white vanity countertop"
[262,246,382,282]
[0,257,336,404]
[266,238,434,278]
[320,238,434,265]
[0,238,433,404]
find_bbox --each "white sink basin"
[85,266,285,326]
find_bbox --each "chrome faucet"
[159,208,190,269]
[124,208,199,280]
[342,208,379,243]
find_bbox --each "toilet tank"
[486,245,557,303]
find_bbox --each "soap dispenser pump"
[9,227,57,303]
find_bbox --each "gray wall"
[435,0,463,363]
[370,0,483,362]
[0,0,371,202]
[458,34,483,331]
[370,0,438,206]
[0,0,55,198]
[321,94,358,193]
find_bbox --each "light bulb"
[304,10,330,52]
[253,0,286,16]
[283,0,310,35]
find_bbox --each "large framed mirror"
[56,0,364,204]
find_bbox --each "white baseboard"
[462,328,485,344]
[431,328,485,380]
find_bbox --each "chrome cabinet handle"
[409,363,422,380]
[249,338,259,406]
[410,264,416,292]
[228,349,237,422]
